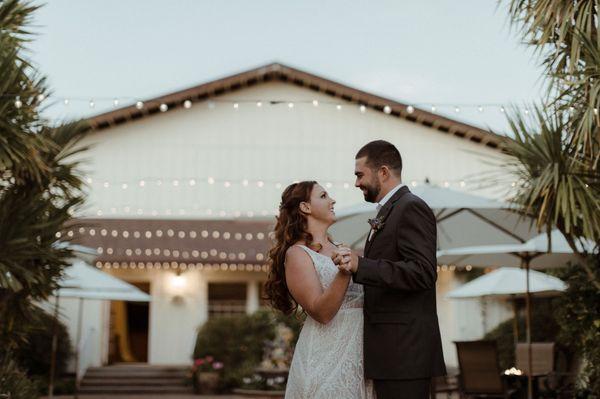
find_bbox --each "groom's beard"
[362,182,381,203]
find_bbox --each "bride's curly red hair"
[264,181,319,315]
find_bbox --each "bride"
[265,181,375,399]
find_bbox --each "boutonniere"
[368,216,385,232]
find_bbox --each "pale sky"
[29,0,545,134]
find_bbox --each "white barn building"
[60,63,513,372]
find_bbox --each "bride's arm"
[284,246,350,325]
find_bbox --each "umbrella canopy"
[446,267,566,299]
[56,260,151,302]
[437,230,594,269]
[331,183,537,249]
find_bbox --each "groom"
[333,140,446,399]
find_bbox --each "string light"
[2,94,538,118]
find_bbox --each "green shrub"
[0,354,40,399]
[192,309,305,391]
[553,260,600,396]
[14,305,72,379]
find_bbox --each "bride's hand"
[331,246,351,265]
[331,247,353,274]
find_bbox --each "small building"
[64,63,512,370]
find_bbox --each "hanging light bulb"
[312,100,319,107]
[359,105,367,113]
[136,101,144,110]
[336,104,342,110]
[113,98,120,107]
[159,103,168,112]
[183,100,192,109]
[63,98,70,106]
[406,105,415,114]
[233,103,239,110]
[500,106,505,113]
[383,105,392,114]
[256,101,262,107]
[431,105,436,112]
[36,94,45,102]
[288,102,294,108]
[89,99,95,108]
[454,107,460,113]
[14,98,22,108]
[477,106,484,113]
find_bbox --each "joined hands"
[331,246,359,274]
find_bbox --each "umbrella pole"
[524,258,533,399]
[511,295,519,346]
[74,297,84,399]
[48,295,60,399]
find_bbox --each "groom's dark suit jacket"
[353,185,446,380]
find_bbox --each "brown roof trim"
[86,63,506,150]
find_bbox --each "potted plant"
[191,355,224,394]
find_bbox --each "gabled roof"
[87,63,505,150]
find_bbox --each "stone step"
[78,385,193,394]
[80,364,193,395]
[85,370,188,377]
[81,377,187,386]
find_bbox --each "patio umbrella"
[446,267,566,342]
[438,230,595,399]
[331,183,538,250]
[48,258,151,399]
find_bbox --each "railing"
[75,327,96,388]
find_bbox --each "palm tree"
[503,0,600,393]
[0,0,88,358]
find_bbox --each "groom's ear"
[379,165,392,181]
[299,202,311,214]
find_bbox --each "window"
[208,283,247,318]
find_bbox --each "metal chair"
[454,341,517,399]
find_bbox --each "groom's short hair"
[355,140,402,176]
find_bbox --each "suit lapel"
[364,186,410,256]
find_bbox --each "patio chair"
[516,343,576,399]
[454,341,517,399]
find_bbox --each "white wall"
[108,268,265,365]
[75,81,509,219]
[43,296,108,372]
[437,271,513,369]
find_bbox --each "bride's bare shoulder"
[285,243,310,266]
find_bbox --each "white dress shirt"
[376,183,406,212]
[368,183,405,241]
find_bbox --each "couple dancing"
[265,140,446,399]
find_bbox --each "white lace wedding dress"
[285,245,375,399]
